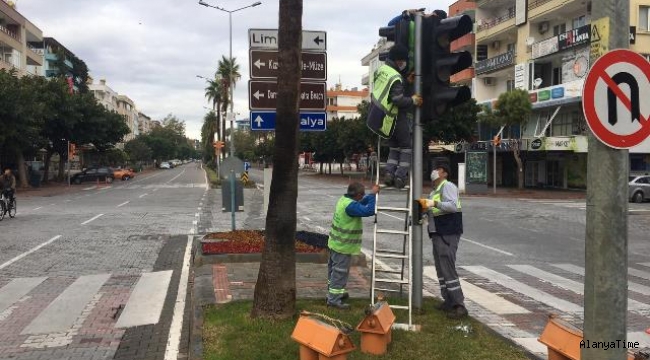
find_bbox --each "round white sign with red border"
[582,49,650,149]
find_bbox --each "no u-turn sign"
[582,49,650,149]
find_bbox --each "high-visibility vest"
[428,180,464,235]
[328,196,364,255]
[369,65,403,137]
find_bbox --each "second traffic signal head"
[423,13,474,119]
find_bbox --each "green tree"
[232,130,256,161]
[204,78,224,152]
[424,98,481,143]
[252,0,302,319]
[479,89,532,189]
[201,111,218,166]
[217,55,241,124]
[124,138,153,163]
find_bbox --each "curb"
[194,251,367,267]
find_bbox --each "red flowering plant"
[201,230,325,254]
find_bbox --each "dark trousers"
[385,113,412,179]
[327,249,351,304]
[430,233,464,308]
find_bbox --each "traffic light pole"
[582,1,629,359]
[411,12,424,311]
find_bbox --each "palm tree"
[216,55,241,116]
[251,0,303,319]
[204,77,223,145]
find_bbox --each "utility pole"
[412,12,424,311]
[582,1,629,359]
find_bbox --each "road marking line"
[164,235,193,360]
[461,237,513,256]
[302,216,311,221]
[512,338,548,355]
[554,263,650,296]
[117,201,130,208]
[0,235,62,271]
[116,271,172,328]
[152,188,159,192]
[0,277,47,314]
[628,332,650,348]
[424,266,529,315]
[509,265,650,311]
[463,266,582,313]
[81,214,104,225]
[166,169,186,184]
[640,262,650,268]
[139,193,148,198]
[21,274,110,335]
[64,200,71,203]
[83,186,96,191]
[32,207,42,211]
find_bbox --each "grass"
[203,299,530,360]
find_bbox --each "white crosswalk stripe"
[519,199,586,209]
[0,270,175,347]
[552,263,650,296]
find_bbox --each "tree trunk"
[57,152,66,181]
[319,162,323,174]
[339,162,344,175]
[16,151,28,188]
[328,162,331,174]
[513,139,524,189]
[251,0,302,319]
[42,150,53,184]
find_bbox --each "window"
[553,23,566,36]
[507,43,516,53]
[572,15,586,28]
[551,112,573,136]
[506,80,516,92]
[552,67,561,85]
[640,6,650,31]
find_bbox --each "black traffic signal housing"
[378,12,414,70]
[422,12,473,120]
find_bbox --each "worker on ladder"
[419,164,467,319]
[366,44,423,189]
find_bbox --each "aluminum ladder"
[369,139,414,330]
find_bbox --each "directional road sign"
[582,49,650,149]
[249,29,326,51]
[250,111,327,131]
[249,81,326,111]
[249,50,327,80]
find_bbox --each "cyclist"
[0,168,16,206]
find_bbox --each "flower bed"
[201,230,327,254]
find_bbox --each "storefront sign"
[532,37,559,59]
[515,0,527,26]
[514,63,528,90]
[475,50,515,75]
[466,151,488,184]
[527,79,584,104]
[538,90,551,101]
[551,87,564,98]
[527,136,589,152]
[590,17,609,59]
[530,138,543,150]
[558,24,590,51]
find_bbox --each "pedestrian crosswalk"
[518,199,587,210]
[421,261,650,356]
[0,271,174,350]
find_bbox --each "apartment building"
[0,0,43,77]
[40,37,76,80]
[326,83,369,120]
[361,38,392,97]
[473,0,650,188]
[449,0,477,88]
[138,112,152,135]
[89,78,119,113]
[117,95,139,142]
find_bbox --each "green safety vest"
[328,196,364,255]
[370,65,403,138]
[429,180,462,217]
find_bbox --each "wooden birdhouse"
[356,302,396,355]
[291,312,356,360]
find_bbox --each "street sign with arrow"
[250,111,327,131]
[249,50,327,80]
[249,29,327,50]
[249,80,326,110]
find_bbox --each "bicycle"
[0,191,16,221]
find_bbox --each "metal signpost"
[248,29,327,132]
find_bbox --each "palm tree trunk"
[16,151,28,188]
[252,0,302,319]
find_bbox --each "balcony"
[361,73,369,86]
[476,12,515,32]
[528,0,555,10]
[449,0,476,19]
[451,68,475,84]
[26,46,43,66]
[451,33,475,52]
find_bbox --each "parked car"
[114,168,136,180]
[160,162,171,169]
[71,167,115,184]
[629,175,650,203]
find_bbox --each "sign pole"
[411,12,423,311]
[582,1,629,359]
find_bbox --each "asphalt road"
[0,163,207,360]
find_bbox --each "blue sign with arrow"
[250,111,327,131]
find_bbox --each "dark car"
[71,167,115,184]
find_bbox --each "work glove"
[418,198,434,211]
[411,94,423,107]
[407,72,415,84]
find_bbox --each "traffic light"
[213,141,225,150]
[378,12,413,66]
[423,12,473,120]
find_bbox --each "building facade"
[473,0,650,188]
[361,38,392,98]
[117,95,139,142]
[138,112,152,135]
[40,37,74,80]
[326,84,369,119]
[89,78,119,113]
[0,0,43,77]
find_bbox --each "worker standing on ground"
[419,164,467,319]
[327,182,379,309]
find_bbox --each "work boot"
[436,302,452,312]
[327,302,351,310]
[383,171,394,187]
[325,292,349,303]
[394,176,406,189]
[447,305,468,319]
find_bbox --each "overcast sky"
[16,0,451,139]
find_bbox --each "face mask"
[398,62,407,71]
[431,170,439,181]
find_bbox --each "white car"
[160,162,171,169]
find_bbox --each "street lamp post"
[198,0,262,159]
